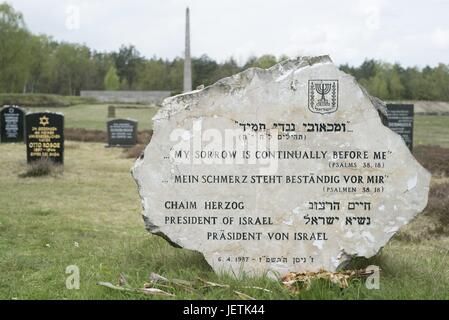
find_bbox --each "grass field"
[0,106,448,300]
[29,104,158,131]
[415,115,449,148]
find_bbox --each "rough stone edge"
[153,55,333,121]
[153,55,390,129]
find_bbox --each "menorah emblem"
[308,80,339,114]
[315,83,332,106]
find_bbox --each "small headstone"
[0,105,25,143]
[107,119,137,147]
[132,56,430,278]
[386,104,414,151]
[108,106,116,118]
[25,112,64,164]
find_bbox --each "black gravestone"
[107,119,137,147]
[386,104,414,151]
[0,105,25,143]
[25,112,64,164]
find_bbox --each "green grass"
[415,115,449,148]
[0,94,97,108]
[0,107,448,299]
[29,104,158,131]
[21,105,449,148]
[0,142,448,300]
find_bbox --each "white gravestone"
[132,55,430,278]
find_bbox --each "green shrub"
[0,94,97,108]
[19,158,62,178]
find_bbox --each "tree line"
[1,3,448,101]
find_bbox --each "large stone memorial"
[386,104,414,151]
[132,56,431,278]
[107,119,137,147]
[0,105,25,143]
[25,112,64,164]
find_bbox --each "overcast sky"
[7,0,449,67]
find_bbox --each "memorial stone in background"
[133,56,430,278]
[386,104,414,151]
[0,105,25,143]
[25,112,64,164]
[107,119,137,147]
